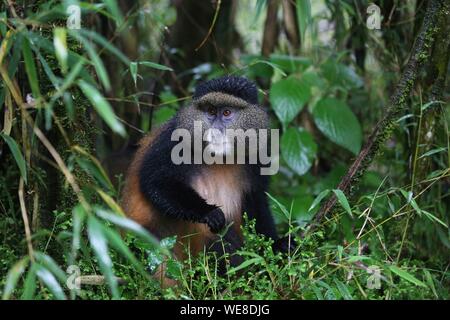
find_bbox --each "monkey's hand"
[202,208,226,233]
[272,236,297,254]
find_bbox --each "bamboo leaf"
[22,37,41,99]
[53,27,68,74]
[2,257,29,300]
[78,80,125,136]
[36,265,67,300]
[87,216,119,298]
[389,265,427,288]
[333,189,353,218]
[0,133,27,184]
[138,61,173,71]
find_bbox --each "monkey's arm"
[143,175,216,220]
[138,132,225,232]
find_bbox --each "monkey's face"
[177,92,269,158]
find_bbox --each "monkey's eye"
[223,109,232,117]
[207,105,217,116]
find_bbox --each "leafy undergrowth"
[1,183,449,300]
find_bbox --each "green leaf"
[388,265,427,288]
[270,77,311,126]
[2,257,29,300]
[281,127,317,175]
[308,189,330,212]
[138,61,173,71]
[418,147,446,159]
[312,98,362,154]
[103,0,124,26]
[74,33,111,90]
[71,204,86,263]
[22,37,41,99]
[78,29,130,65]
[334,279,353,300]
[421,210,448,228]
[87,216,119,298]
[35,265,67,300]
[21,263,38,300]
[34,252,67,284]
[266,192,291,220]
[101,224,149,278]
[332,189,353,218]
[227,257,263,275]
[0,133,27,184]
[321,60,363,90]
[53,27,68,74]
[269,54,312,73]
[253,0,267,24]
[296,0,312,44]
[78,80,125,137]
[130,62,137,86]
[95,208,162,253]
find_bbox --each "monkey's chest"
[191,166,248,222]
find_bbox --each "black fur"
[193,76,258,105]
[139,77,290,258]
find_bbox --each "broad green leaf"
[2,257,29,300]
[36,265,67,300]
[138,61,173,71]
[332,189,353,218]
[312,98,362,154]
[0,133,27,184]
[78,80,125,136]
[53,27,68,74]
[87,216,119,298]
[296,0,312,44]
[249,59,286,77]
[388,265,427,288]
[269,54,312,73]
[321,60,363,90]
[270,77,311,126]
[281,127,317,175]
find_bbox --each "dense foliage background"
[0,0,449,300]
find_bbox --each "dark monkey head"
[176,76,269,157]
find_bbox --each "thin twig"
[195,0,222,51]
[19,178,35,262]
